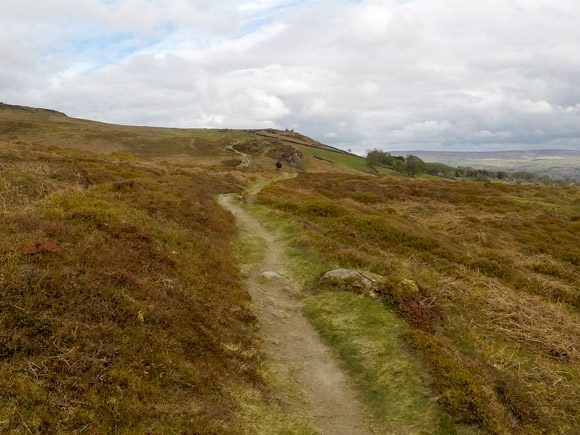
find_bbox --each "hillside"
[390,149,580,180]
[0,103,345,174]
[1,104,579,434]
[257,174,580,433]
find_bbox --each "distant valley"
[390,149,580,180]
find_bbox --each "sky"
[1,0,580,154]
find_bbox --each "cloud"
[1,0,580,153]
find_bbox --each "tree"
[366,149,389,166]
[404,155,426,177]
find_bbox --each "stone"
[260,271,286,280]
[318,269,374,292]
[289,152,302,167]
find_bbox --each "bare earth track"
[218,194,371,435]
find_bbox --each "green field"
[295,144,373,173]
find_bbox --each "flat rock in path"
[260,271,286,280]
[319,269,374,293]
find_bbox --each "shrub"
[302,201,343,217]
[404,155,426,177]
[355,215,439,251]
[405,332,512,434]
[351,192,381,204]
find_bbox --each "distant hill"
[0,102,372,175]
[390,149,580,180]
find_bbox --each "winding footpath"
[218,194,371,435]
[224,144,251,168]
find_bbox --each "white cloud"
[1,0,580,152]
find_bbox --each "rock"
[289,152,302,167]
[260,271,286,280]
[318,269,374,293]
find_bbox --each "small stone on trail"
[260,271,285,280]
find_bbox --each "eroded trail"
[219,194,371,435]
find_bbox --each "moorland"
[0,102,579,434]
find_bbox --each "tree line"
[366,149,578,185]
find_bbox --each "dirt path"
[225,144,251,168]
[219,194,371,435]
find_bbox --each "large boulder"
[289,152,302,167]
[318,269,374,293]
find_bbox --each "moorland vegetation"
[0,139,273,432]
[1,103,579,434]
[257,174,580,434]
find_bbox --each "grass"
[232,218,268,275]
[374,165,402,176]
[304,291,460,434]
[0,139,269,433]
[0,104,360,433]
[4,102,580,434]
[236,183,468,434]
[256,173,580,434]
[295,144,373,173]
[0,103,266,167]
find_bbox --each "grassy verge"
[233,225,268,275]
[304,291,460,435]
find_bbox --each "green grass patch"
[295,145,373,173]
[233,229,268,274]
[374,165,401,176]
[303,291,460,434]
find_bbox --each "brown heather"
[257,173,580,434]
[0,139,264,433]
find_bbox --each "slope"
[0,137,268,432]
[256,173,580,434]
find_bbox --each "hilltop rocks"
[266,144,304,169]
[318,269,374,293]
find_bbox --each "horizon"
[5,100,580,156]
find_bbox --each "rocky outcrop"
[266,144,304,169]
[318,269,420,300]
